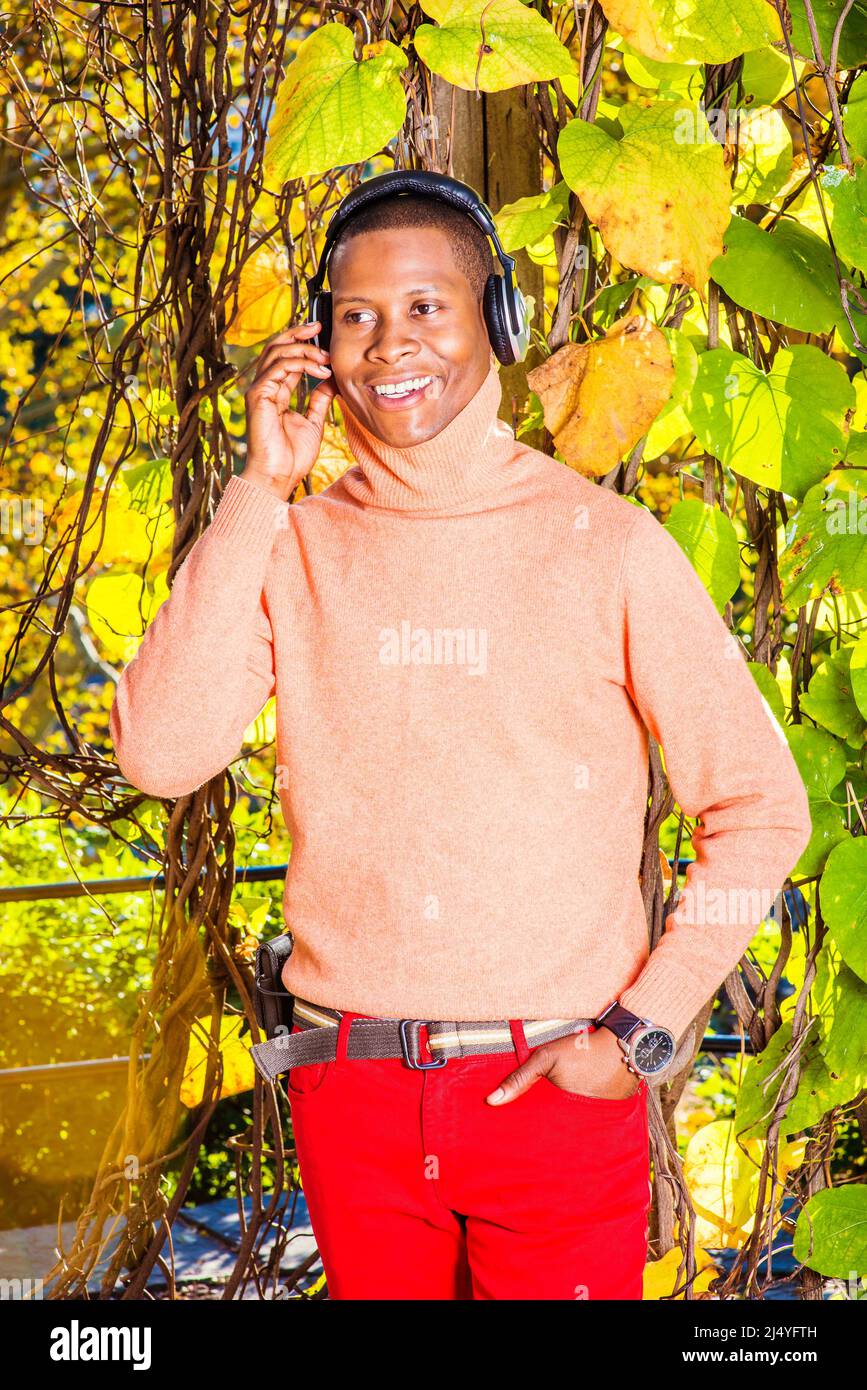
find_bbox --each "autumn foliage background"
[0,0,866,1300]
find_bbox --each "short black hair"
[329,192,496,303]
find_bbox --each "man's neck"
[337,357,520,514]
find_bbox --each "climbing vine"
[0,0,865,1299]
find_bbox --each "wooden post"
[430,81,545,450]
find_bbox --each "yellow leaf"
[55,486,154,566]
[86,573,149,663]
[263,24,408,184]
[309,420,357,494]
[526,314,674,476]
[225,243,295,348]
[603,0,782,65]
[243,696,277,747]
[415,0,575,93]
[180,1014,256,1107]
[558,101,731,290]
[684,1119,762,1244]
[643,1245,720,1300]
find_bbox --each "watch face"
[633,1027,675,1074]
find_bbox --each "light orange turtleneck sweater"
[109,357,812,1040]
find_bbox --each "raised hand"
[242,321,338,500]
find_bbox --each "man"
[110,177,813,1301]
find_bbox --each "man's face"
[327,225,493,447]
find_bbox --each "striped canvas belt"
[249,995,595,1085]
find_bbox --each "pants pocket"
[539,1075,646,1116]
[284,1024,334,1099]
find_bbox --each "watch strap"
[595,1000,645,1041]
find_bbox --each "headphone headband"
[305,170,531,365]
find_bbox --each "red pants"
[285,1014,652,1300]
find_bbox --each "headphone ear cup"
[483,274,515,366]
[315,291,333,352]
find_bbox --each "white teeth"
[372,376,432,398]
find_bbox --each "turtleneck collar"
[337,355,519,513]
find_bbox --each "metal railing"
[1,855,783,1083]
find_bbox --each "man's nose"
[368,316,419,363]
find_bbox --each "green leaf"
[619,40,704,97]
[741,45,800,106]
[558,101,731,290]
[735,1022,855,1142]
[785,725,848,878]
[789,0,867,70]
[494,182,571,252]
[851,627,867,721]
[685,345,852,499]
[124,456,173,511]
[800,644,864,743]
[747,660,786,724]
[711,215,843,335]
[601,0,780,64]
[644,325,700,454]
[822,165,867,276]
[142,388,177,420]
[794,1187,867,1279]
[844,71,867,160]
[780,470,867,606]
[820,963,867,1089]
[263,25,408,183]
[821,839,867,983]
[663,497,740,613]
[414,0,575,92]
[593,277,642,328]
[730,106,793,206]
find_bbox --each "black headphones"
[305,169,532,366]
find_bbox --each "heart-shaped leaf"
[736,1022,855,1142]
[558,101,731,290]
[794,1186,867,1278]
[526,313,674,475]
[741,45,800,106]
[414,0,576,92]
[494,181,571,252]
[620,41,705,98]
[789,0,867,69]
[600,0,782,64]
[821,164,867,276]
[663,497,741,614]
[785,725,848,878]
[225,243,294,347]
[800,644,864,744]
[263,24,408,183]
[820,963,867,1088]
[730,105,793,206]
[780,470,867,606]
[821,839,867,984]
[684,345,852,499]
[711,215,843,335]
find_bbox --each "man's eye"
[343,303,440,324]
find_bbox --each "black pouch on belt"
[254,931,295,1040]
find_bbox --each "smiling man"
[110,174,812,1302]
[323,193,494,448]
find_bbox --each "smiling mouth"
[366,376,442,409]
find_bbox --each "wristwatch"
[593,1000,676,1079]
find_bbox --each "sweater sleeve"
[109,474,289,798]
[616,504,813,1043]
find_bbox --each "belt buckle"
[399,1019,448,1070]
